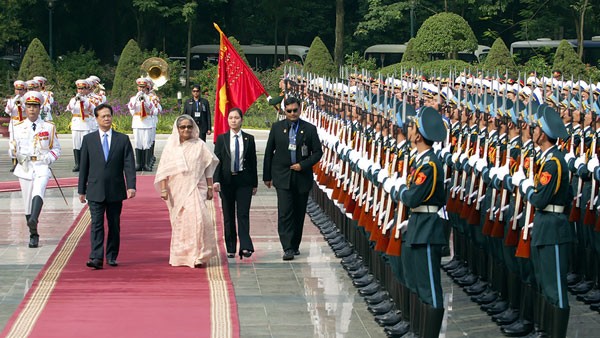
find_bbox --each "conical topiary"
[553,40,587,79]
[18,38,55,84]
[412,12,478,60]
[483,37,516,74]
[112,39,144,101]
[303,37,336,77]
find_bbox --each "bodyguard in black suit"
[213,108,258,259]
[183,84,211,141]
[263,97,323,260]
[78,103,137,269]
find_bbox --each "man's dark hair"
[191,84,201,91]
[284,96,300,107]
[94,103,113,117]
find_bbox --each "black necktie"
[233,135,240,172]
[32,123,36,131]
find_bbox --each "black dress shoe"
[473,290,498,304]
[384,320,410,337]
[375,310,402,326]
[324,231,342,240]
[442,258,462,271]
[86,259,103,270]
[349,266,370,279]
[501,319,533,337]
[365,290,390,305]
[344,259,365,272]
[484,300,508,315]
[327,235,345,245]
[28,235,39,248]
[335,246,354,258]
[368,299,395,315]
[590,301,600,312]
[107,259,118,267]
[358,282,380,296]
[493,308,519,325]
[456,273,478,287]
[341,253,360,265]
[353,274,375,287]
[567,272,582,287]
[570,280,594,294]
[282,250,294,261]
[293,249,300,256]
[465,280,488,295]
[331,241,348,251]
[227,253,235,258]
[240,250,253,259]
[449,266,469,278]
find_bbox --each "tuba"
[141,57,169,89]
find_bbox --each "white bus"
[364,44,490,67]
[510,37,600,66]
[184,44,310,70]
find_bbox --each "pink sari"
[154,116,219,267]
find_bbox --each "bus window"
[187,44,310,70]
[510,38,600,66]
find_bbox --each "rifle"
[584,98,597,226]
[515,119,535,258]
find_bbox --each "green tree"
[112,39,144,101]
[412,12,478,60]
[402,38,428,63]
[228,36,250,67]
[18,38,55,83]
[54,47,108,103]
[344,51,377,72]
[553,40,587,78]
[303,37,337,77]
[483,37,516,73]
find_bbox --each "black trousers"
[275,178,309,251]
[199,132,207,142]
[220,179,254,254]
[88,200,123,261]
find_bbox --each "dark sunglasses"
[286,108,299,113]
[178,125,193,130]
[192,90,200,92]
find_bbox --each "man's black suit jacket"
[183,97,211,135]
[78,130,136,202]
[263,119,322,193]
[214,131,258,188]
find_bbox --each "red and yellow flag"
[213,23,267,141]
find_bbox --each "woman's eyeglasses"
[178,125,194,130]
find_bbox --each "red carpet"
[1,176,239,338]
[0,177,79,193]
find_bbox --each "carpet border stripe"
[4,209,90,338]
[207,199,233,338]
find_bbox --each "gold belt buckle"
[30,156,37,161]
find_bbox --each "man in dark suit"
[183,84,211,141]
[213,108,258,259]
[263,97,323,261]
[78,103,137,269]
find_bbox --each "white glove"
[451,151,461,164]
[397,175,407,187]
[348,150,360,164]
[383,177,395,193]
[495,165,510,181]
[440,144,451,158]
[370,162,382,176]
[377,169,388,184]
[588,156,600,172]
[521,177,534,193]
[266,95,273,101]
[459,153,469,164]
[468,154,480,168]
[41,154,53,165]
[512,169,526,187]
[336,143,345,155]
[398,220,408,231]
[475,158,487,173]
[16,154,28,164]
[488,166,498,179]
[574,155,586,170]
[564,152,575,165]
[358,158,371,171]
[432,142,442,153]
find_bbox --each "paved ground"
[1,131,599,337]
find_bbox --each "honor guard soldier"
[67,79,96,172]
[512,104,573,338]
[128,78,156,171]
[5,80,27,172]
[33,76,54,118]
[393,106,447,338]
[87,75,107,104]
[9,91,61,248]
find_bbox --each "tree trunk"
[186,19,192,88]
[577,0,588,60]
[273,15,278,68]
[334,0,344,68]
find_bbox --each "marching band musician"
[147,78,161,170]
[9,91,61,248]
[33,76,54,120]
[66,79,96,172]
[128,78,156,171]
[5,80,27,172]
[87,75,107,104]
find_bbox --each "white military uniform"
[66,92,95,150]
[9,117,61,214]
[40,90,54,121]
[5,94,25,140]
[128,90,155,150]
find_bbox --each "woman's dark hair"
[228,107,243,119]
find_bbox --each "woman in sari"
[154,115,219,268]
